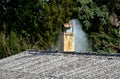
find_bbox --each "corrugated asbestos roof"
[0,50,120,79]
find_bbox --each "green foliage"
[76,1,109,32]
[74,0,120,53]
[0,0,120,58]
[89,31,119,53]
[7,31,21,54]
[77,0,91,5]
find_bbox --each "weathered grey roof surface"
[0,50,120,79]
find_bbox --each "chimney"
[58,23,74,52]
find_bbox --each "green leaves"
[77,0,92,5]
[75,0,120,53]
[0,0,120,59]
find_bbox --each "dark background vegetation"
[0,0,120,58]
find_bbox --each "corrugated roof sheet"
[0,50,120,79]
